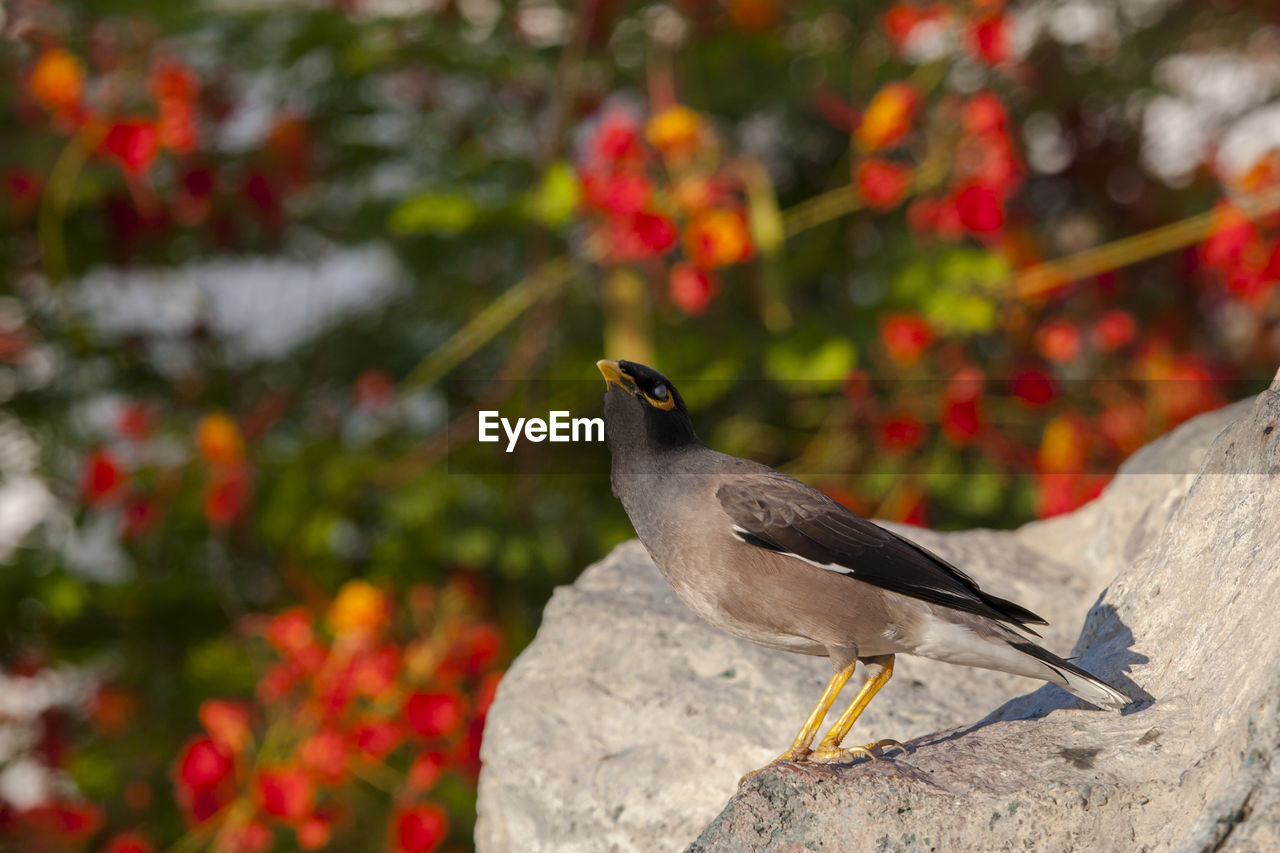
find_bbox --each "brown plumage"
[597,359,1129,768]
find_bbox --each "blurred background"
[3,0,1280,850]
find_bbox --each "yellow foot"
[809,738,907,765]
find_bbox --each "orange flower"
[196,412,245,466]
[683,208,753,268]
[1036,320,1081,364]
[91,684,138,736]
[727,0,781,31]
[296,814,333,850]
[198,699,252,753]
[856,82,920,151]
[29,48,85,115]
[327,579,390,641]
[1038,414,1088,474]
[645,106,702,160]
[300,728,348,784]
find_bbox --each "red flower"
[393,803,449,853]
[456,622,503,676]
[19,800,103,841]
[1092,309,1137,352]
[117,403,154,440]
[879,412,926,454]
[879,313,934,366]
[669,264,718,316]
[963,93,1008,136]
[405,691,465,738]
[940,370,984,446]
[351,719,402,760]
[203,465,251,527]
[83,448,126,506]
[609,212,678,261]
[587,110,643,167]
[267,607,316,657]
[581,172,653,217]
[906,197,939,235]
[1036,473,1109,518]
[352,645,400,697]
[1097,401,1146,454]
[968,12,1011,65]
[856,159,912,210]
[1200,203,1260,271]
[4,168,42,212]
[1011,368,1056,407]
[255,767,314,821]
[100,120,160,176]
[223,820,272,853]
[408,751,446,790]
[953,183,1004,234]
[102,831,155,853]
[1036,320,1082,364]
[300,728,348,784]
[883,3,947,51]
[177,736,235,791]
[355,369,396,411]
[941,396,981,445]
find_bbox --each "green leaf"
[764,337,857,389]
[44,574,89,622]
[523,161,580,228]
[389,191,481,236]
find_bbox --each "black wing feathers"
[717,475,1047,631]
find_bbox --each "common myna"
[597,359,1129,769]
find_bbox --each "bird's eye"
[651,384,669,401]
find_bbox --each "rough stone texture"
[476,390,1277,853]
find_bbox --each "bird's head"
[597,359,700,451]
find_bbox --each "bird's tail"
[1007,640,1130,710]
[912,618,1130,710]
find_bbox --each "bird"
[596,358,1130,770]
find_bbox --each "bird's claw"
[809,738,907,765]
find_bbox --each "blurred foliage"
[3,0,1280,850]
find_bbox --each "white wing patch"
[731,524,854,576]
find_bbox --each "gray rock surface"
[476,389,1275,853]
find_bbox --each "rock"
[476,390,1274,853]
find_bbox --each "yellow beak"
[597,359,628,389]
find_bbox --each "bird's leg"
[777,658,860,762]
[810,654,905,764]
[739,659,858,785]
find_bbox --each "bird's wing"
[716,474,1047,630]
